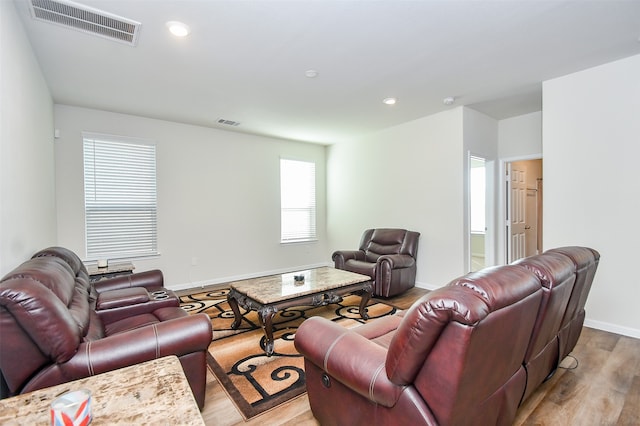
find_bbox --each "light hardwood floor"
[192,287,640,425]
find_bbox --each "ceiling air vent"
[217,119,241,127]
[28,0,141,46]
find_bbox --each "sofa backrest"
[359,228,420,262]
[512,251,576,401]
[545,246,600,359]
[32,246,91,287]
[0,256,91,395]
[386,265,543,425]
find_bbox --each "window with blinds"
[83,133,158,260]
[280,159,317,243]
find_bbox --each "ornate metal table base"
[227,279,372,357]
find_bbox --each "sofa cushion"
[363,229,406,262]
[0,258,83,363]
[353,314,404,349]
[96,287,150,310]
[103,307,188,336]
[32,246,88,278]
[104,313,160,335]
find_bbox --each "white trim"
[584,318,640,340]
[415,281,440,291]
[169,261,332,291]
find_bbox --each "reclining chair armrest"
[295,317,405,407]
[332,250,365,268]
[93,269,164,293]
[97,297,180,324]
[63,313,212,378]
[377,254,416,269]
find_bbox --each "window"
[83,133,158,260]
[470,156,486,233]
[280,159,316,243]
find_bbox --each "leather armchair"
[0,247,212,409]
[332,228,420,297]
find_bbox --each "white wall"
[543,54,640,338]
[496,112,542,264]
[498,111,542,159]
[463,109,498,269]
[54,105,328,289]
[327,108,465,289]
[0,1,56,274]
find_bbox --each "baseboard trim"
[170,262,332,291]
[584,318,640,339]
[415,281,439,291]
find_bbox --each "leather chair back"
[387,265,543,425]
[359,228,419,262]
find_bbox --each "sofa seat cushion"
[104,307,189,336]
[105,313,159,335]
[344,259,376,278]
[353,314,403,349]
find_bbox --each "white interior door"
[507,163,527,262]
[525,185,538,256]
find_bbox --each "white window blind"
[83,134,158,260]
[280,159,316,243]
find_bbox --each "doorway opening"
[469,156,486,271]
[505,158,543,263]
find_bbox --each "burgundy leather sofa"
[0,247,212,409]
[296,246,599,425]
[332,228,420,297]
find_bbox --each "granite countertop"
[86,262,135,276]
[0,356,205,425]
[230,266,371,303]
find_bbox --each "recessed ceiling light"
[166,21,190,37]
[383,97,397,105]
[443,96,455,105]
[305,69,318,78]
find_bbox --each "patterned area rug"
[180,287,397,420]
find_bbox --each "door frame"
[466,151,496,272]
[498,154,542,265]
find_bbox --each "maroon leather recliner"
[0,247,212,409]
[332,228,420,297]
[296,247,599,425]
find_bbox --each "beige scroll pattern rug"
[180,287,397,420]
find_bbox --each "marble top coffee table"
[227,267,372,356]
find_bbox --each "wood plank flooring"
[188,286,640,425]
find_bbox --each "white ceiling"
[14,0,640,144]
